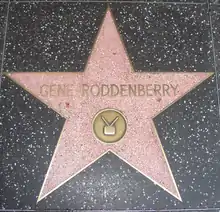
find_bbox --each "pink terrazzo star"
[9,9,211,202]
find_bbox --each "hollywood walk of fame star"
[7,9,211,203]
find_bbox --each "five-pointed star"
[8,9,211,202]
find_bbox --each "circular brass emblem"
[93,108,127,144]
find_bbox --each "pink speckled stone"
[9,9,211,202]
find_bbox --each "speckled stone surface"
[3,2,107,72]
[1,1,220,211]
[0,3,7,72]
[0,75,65,209]
[110,3,213,72]
[211,0,220,4]
[3,3,213,73]
[37,151,182,210]
[212,5,220,63]
[35,75,220,210]
[211,4,220,110]
[9,0,209,4]
[155,75,220,209]
[8,9,211,203]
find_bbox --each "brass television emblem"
[92,109,127,143]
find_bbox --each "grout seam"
[208,1,220,118]
[8,0,207,4]
[0,0,10,90]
